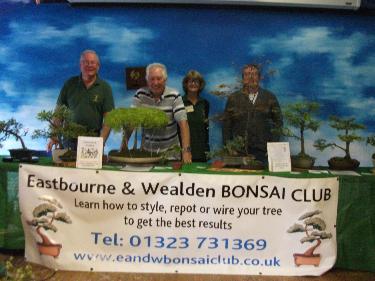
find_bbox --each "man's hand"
[182,151,192,164]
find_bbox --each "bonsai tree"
[0,118,34,161]
[275,101,320,168]
[314,116,365,169]
[33,105,96,150]
[287,210,332,267]
[367,135,375,160]
[27,196,72,258]
[0,118,28,150]
[105,107,169,157]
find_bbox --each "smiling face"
[242,65,260,93]
[80,52,99,80]
[147,66,166,97]
[186,78,201,95]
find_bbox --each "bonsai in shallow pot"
[105,107,169,164]
[314,116,365,170]
[0,118,34,162]
[207,136,263,170]
[33,105,96,163]
[275,101,320,169]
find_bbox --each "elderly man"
[48,50,114,151]
[222,64,283,163]
[133,63,192,164]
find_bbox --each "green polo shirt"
[183,95,210,162]
[57,75,114,132]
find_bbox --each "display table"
[0,158,374,272]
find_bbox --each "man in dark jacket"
[222,64,283,163]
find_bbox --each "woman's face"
[187,78,200,94]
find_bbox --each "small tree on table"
[276,101,320,159]
[105,107,169,157]
[33,105,95,150]
[314,116,365,160]
[287,210,332,266]
[0,118,28,150]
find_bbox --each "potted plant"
[287,210,332,267]
[366,135,375,172]
[27,195,72,258]
[314,116,365,170]
[33,105,95,163]
[275,101,320,169]
[207,136,263,170]
[0,118,34,162]
[105,107,169,164]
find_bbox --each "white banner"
[19,164,339,276]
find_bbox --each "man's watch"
[182,146,191,153]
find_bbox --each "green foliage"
[0,118,27,149]
[314,115,365,159]
[105,107,169,131]
[0,257,34,281]
[207,136,247,159]
[33,105,96,149]
[275,101,320,157]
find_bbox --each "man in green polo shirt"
[47,50,114,151]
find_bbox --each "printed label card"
[76,136,103,169]
[267,142,291,172]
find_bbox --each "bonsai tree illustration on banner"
[287,210,332,267]
[314,116,365,170]
[27,196,72,258]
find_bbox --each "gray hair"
[80,49,100,65]
[146,63,168,81]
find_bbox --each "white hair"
[80,49,100,65]
[146,63,168,81]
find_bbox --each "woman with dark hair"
[182,70,210,162]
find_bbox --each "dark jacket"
[222,87,283,153]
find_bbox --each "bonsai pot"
[108,150,161,164]
[291,155,315,170]
[37,242,62,258]
[328,157,360,170]
[9,148,33,161]
[293,253,321,267]
[171,161,182,170]
[222,155,255,167]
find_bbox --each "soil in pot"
[328,157,360,170]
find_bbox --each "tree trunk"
[36,226,53,246]
[303,239,321,256]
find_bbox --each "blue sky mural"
[1,1,374,165]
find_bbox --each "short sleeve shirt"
[133,86,187,153]
[57,75,114,132]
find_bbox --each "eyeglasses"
[81,60,98,66]
[187,79,200,85]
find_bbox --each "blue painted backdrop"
[1,1,374,165]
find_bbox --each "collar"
[79,74,100,87]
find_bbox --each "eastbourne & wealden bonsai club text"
[25,174,332,202]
